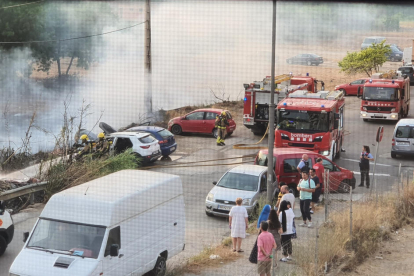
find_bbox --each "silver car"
[391,119,414,158]
[205,165,278,217]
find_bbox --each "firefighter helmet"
[221,111,226,116]
[98,132,105,139]
[80,134,88,141]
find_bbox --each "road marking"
[352,171,391,177]
[341,158,392,167]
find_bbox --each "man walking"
[309,169,320,214]
[297,171,315,228]
[215,111,229,146]
[257,221,276,276]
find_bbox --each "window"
[138,135,156,143]
[259,173,267,191]
[205,112,218,120]
[114,138,133,153]
[105,226,121,257]
[283,158,313,173]
[351,80,364,85]
[157,129,173,139]
[186,112,205,120]
[399,67,414,74]
[278,110,329,132]
[363,87,398,101]
[364,38,375,43]
[322,159,338,172]
[216,172,259,191]
[256,152,277,168]
[396,126,414,138]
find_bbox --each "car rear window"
[396,126,414,138]
[310,54,319,58]
[364,38,375,43]
[139,135,156,143]
[157,129,173,139]
[399,67,413,73]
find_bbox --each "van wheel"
[391,152,397,158]
[205,211,214,217]
[0,236,7,256]
[339,180,351,193]
[171,125,182,135]
[151,256,167,276]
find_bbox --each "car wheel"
[213,128,218,138]
[150,256,167,276]
[0,235,7,257]
[339,180,351,193]
[307,61,312,66]
[340,89,346,96]
[171,124,182,135]
[391,152,397,159]
[206,211,214,217]
[363,119,369,122]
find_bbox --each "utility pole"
[267,0,276,204]
[144,0,153,115]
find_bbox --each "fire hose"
[232,124,270,150]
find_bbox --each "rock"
[209,255,221,260]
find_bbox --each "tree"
[338,41,391,77]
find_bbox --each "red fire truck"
[242,74,324,135]
[275,90,345,161]
[358,76,410,121]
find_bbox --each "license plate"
[217,205,232,211]
[170,147,176,152]
[396,142,409,146]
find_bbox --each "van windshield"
[27,219,105,259]
[396,126,414,138]
[217,172,258,191]
[363,87,398,101]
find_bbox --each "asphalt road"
[1,90,414,274]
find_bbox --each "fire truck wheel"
[171,125,182,135]
[339,180,351,193]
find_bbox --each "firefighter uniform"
[76,135,93,160]
[95,133,110,157]
[215,111,229,146]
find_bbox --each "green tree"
[338,41,391,77]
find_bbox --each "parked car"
[390,44,403,51]
[397,66,414,85]
[10,170,185,276]
[0,201,14,256]
[334,78,369,96]
[387,45,403,62]
[361,36,386,50]
[254,148,356,195]
[205,165,277,218]
[391,119,414,158]
[286,53,323,66]
[126,126,177,157]
[168,108,236,138]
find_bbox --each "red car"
[254,148,355,195]
[334,78,369,96]
[168,108,236,138]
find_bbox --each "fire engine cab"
[275,90,345,161]
[358,75,410,121]
[242,74,324,135]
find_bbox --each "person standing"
[257,221,276,276]
[267,209,282,259]
[313,157,325,190]
[257,205,271,229]
[309,168,320,214]
[297,171,315,228]
[215,111,229,146]
[278,200,294,262]
[297,154,310,175]
[276,185,295,211]
[229,198,249,252]
[358,145,374,189]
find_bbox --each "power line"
[0,21,146,44]
[0,0,45,10]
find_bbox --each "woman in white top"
[278,200,294,262]
[229,197,249,252]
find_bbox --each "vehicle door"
[204,112,218,133]
[279,157,302,187]
[321,158,343,191]
[348,79,365,95]
[102,226,125,276]
[180,111,205,132]
[292,55,301,64]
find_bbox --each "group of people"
[75,133,111,160]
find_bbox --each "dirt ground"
[337,225,414,276]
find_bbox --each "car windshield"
[217,172,258,191]
[396,126,414,138]
[157,129,173,139]
[139,135,156,143]
[27,219,105,259]
[278,110,329,132]
[256,152,276,167]
[391,46,400,52]
[363,87,398,101]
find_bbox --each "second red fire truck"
[275,90,345,161]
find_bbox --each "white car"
[109,132,161,163]
[0,201,14,256]
[205,165,278,217]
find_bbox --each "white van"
[9,170,185,276]
[391,119,414,158]
[0,200,14,256]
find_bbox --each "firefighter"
[76,134,93,160]
[215,111,229,146]
[95,132,110,157]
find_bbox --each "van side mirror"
[212,181,217,185]
[23,232,30,243]
[110,244,119,257]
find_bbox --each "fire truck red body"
[275,90,345,161]
[358,76,410,121]
[243,74,324,135]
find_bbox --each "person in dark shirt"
[309,168,320,214]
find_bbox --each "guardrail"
[0,182,47,201]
